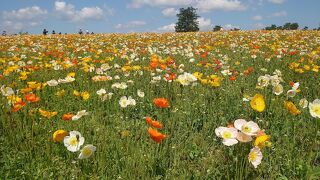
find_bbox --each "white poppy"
[1,85,14,96]
[137,89,145,98]
[215,127,239,146]
[248,147,263,168]
[234,119,260,136]
[64,131,85,152]
[309,99,320,118]
[72,110,89,121]
[79,145,96,159]
[96,88,107,96]
[119,96,130,108]
[272,84,283,95]
[287,90,296,98]
[47,79,59,87]
[299,98,308,109]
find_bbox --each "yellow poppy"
[250,94,266,112]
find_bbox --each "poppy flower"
[254,134,271,149]
[153,98,169,108]
[250,94,265,112]
[78,145,96,159]
[53,130,68,142]
[62,113,73,121]
[309,99,320,118]
[284,101,301,115]
[215,126,239,146]
[64,131,85,152]
[12,101,26,112]
[229,76,237,81]
[148,128,166,143]
[145,116,163,129]
[164,73,177,81]
[24,93,40,103]
[248,147,263,168]
[39,109,58,119]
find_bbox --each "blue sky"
[1,0,319,34]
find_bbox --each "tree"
[283,22,299,30]
[175,7,199,32]
[213,25,222,32]
[265,24,277,30]
[290,23,299,30]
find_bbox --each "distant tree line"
[265,22,299,30]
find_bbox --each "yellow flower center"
[222,132,232,139]
[82,147,93,157]
[249,151,257,161]
[312,105,320,115]
[242,126,251,133]
[69,137,78,146]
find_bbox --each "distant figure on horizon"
[79,29,83,35]
[59,32,62,35]
[52,30,56,34]
[86,30,89,34]
[91,32,94,34]
[43,29,48,35]
[2,31,7,36]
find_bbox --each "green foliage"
[265,22,299,30]
[175,7,199,32]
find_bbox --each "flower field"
[0,30,320,179]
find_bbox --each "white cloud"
[162,8,178,17]
[198,17,212,31]
[54,1,104,22]
[252,15,263,21]
[157,23,175,32]
[223,24,240,30]
[268,0,286,4]
[115,20,146,29]
[129,0,192,8]
[3,6,47,20]
[1,6,47,32]
[196,0,247,12]
[271,11,287,17]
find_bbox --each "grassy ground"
[0,30,320,179]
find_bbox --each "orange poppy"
[62,113,73,121]
[12,101,26,112]
[247,67,254,73]
[164,73,177,81]
[229,76,237,81]
[243,70,250,76]
[148,128,166,143]
[159,63,167,70]
[24,93,40,103]
[153,98,169,108]
[145,116,163,129]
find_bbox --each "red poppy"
[12,101,26,112]
[145,117,163,129]
[148,128,166,143]
[289,81,294,87]
[153,98,169,108]
[229,76,237,81]
[62,113,73,121]
[164,73,177,81]
[24,93,40,103]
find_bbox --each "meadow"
[0,30,320,179]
